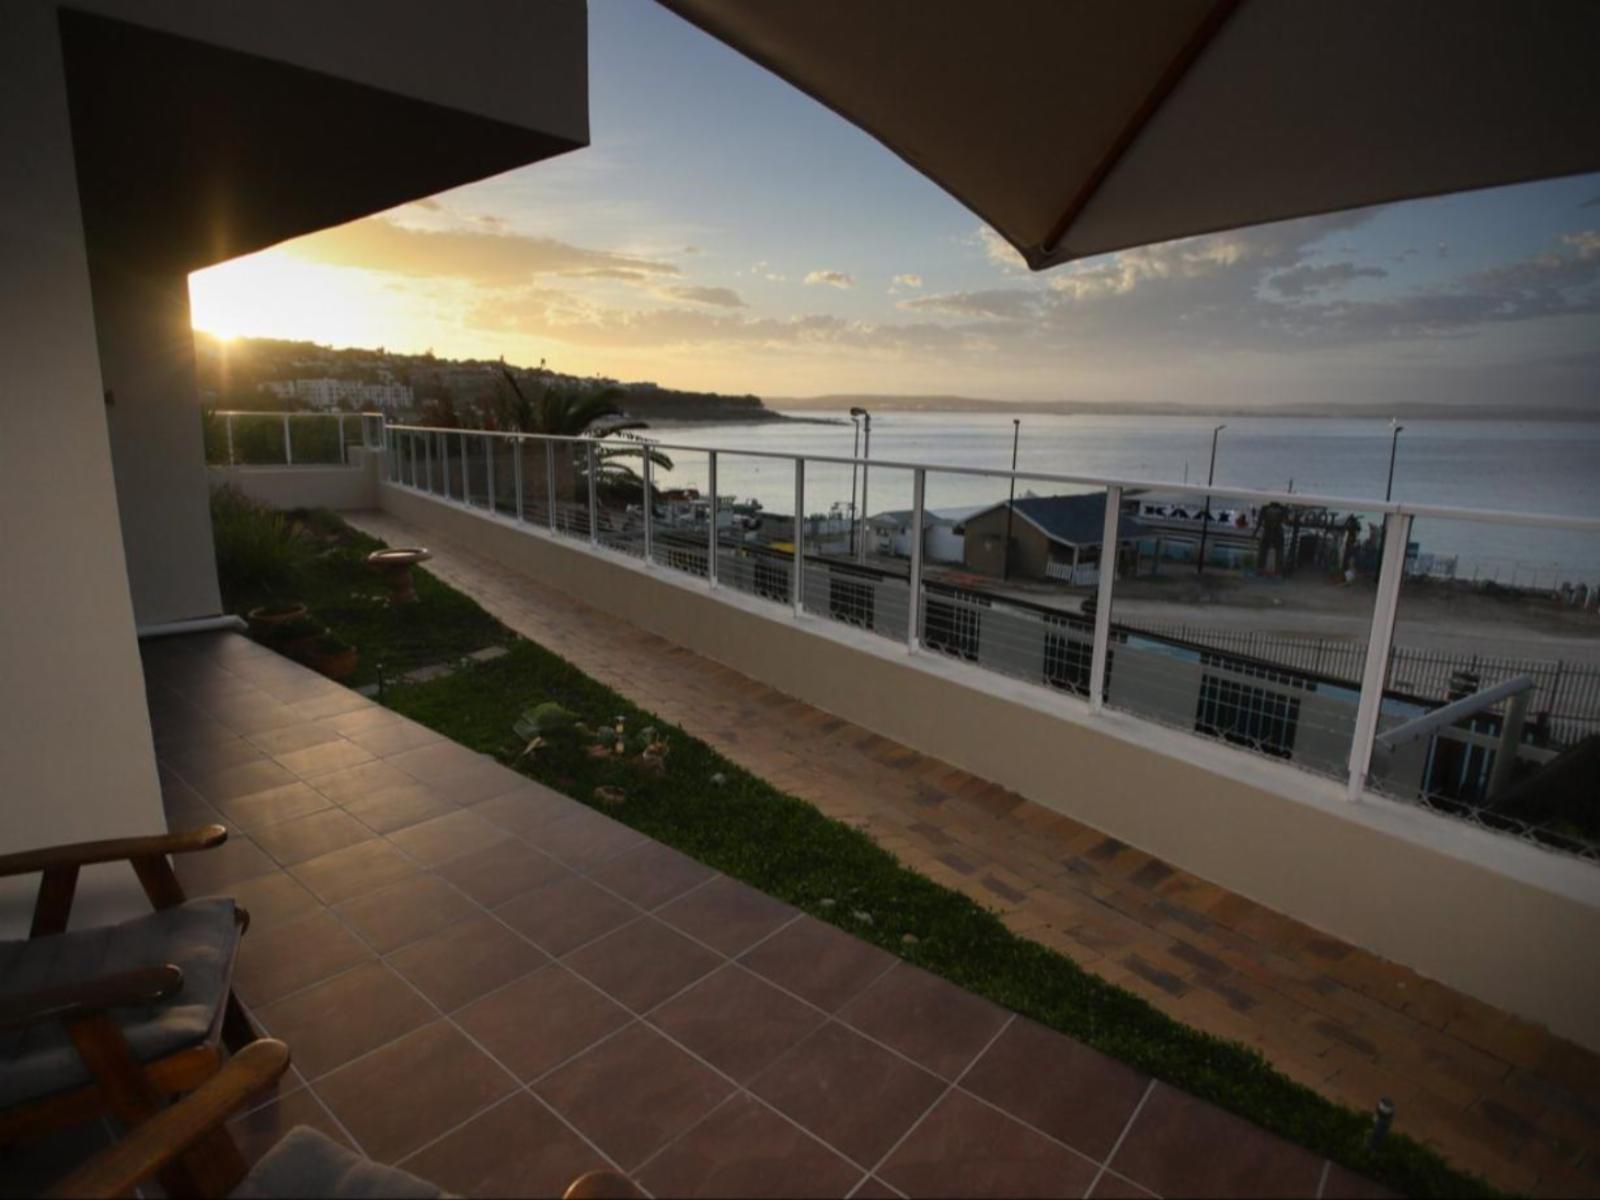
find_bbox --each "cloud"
[892,273,924,289]
[561,267,655,282]
[1582,194,1600,209]
[1266,262,1389,298]
[804,269,854,289]
[898,289,1038,320]
[289,217,680,285]
[655,285,746,308]
[752,261,787,282]
[977,226,1027,271]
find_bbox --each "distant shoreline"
[764,395,1600,421]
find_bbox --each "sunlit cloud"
[892,273,923,289]
[804,269,854,289]
[977,225,1027,271]
[1266,262,1389,298]
[655,284,746,307]
[286,216,680,284]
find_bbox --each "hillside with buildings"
[193,334,781,425]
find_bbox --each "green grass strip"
[239,506,1499,1198]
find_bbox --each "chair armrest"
[48,1039,291,1200]
[0,964,184,1032]
[0,825,228,878]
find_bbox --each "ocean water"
[644,412,1600,584]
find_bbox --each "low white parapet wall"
[379,481,1600,1051]
[208,448,378,511]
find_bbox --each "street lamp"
[847,412,862,556]
[850,406,871,563]
[1195,423,1226,575]
[1384,419,1405,502]
[1002,419,1020,582]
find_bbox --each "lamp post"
[1195,423,1226,575]
[1378,420,1405,569]
[847,413,862,556]
[1002,419,1020,582]
[1384,420,1405,502]
[850,406,871,564]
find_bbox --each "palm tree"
[498,368,672,507]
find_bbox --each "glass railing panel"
[516,436,552,527]
[1370,515,1600,860]
[589,436,654,560]
[551,441,591,541]
[488,435,517,516]
[224,413,293,465]
[915,470,1101,694]
[647,447,712,579]
[710,450,800,608]
[286,416,345,464]
[1104,488,1387,783]
[799,459,911,643]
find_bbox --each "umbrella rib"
[1038,0,1243,264]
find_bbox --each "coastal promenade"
[346,510,1600,1197]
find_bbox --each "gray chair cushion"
[232,1127,446,1199]
[0,897,238,1108]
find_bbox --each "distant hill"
[193,334,787,424]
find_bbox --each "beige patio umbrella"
[657,0,1600,269]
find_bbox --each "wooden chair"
[51,1039,646,1199]
[0,824,257,1174]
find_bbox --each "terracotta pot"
[307,647,358,681]
[247,603,308,634]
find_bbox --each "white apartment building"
[261,377,413,411]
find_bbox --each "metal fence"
[1121,621,1600,742]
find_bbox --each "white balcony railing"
[205,410,387,467]
[370,419,1600,863]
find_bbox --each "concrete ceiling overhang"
[58,6,588,273]
[659,0,1600,270]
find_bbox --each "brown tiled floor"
[340,510,1600,1197]
[8,630,1403,1198]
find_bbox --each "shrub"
[210,486,308,602]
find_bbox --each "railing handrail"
[211,409,386,418]
[376,419,1600,534]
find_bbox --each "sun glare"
[188,250,424,350]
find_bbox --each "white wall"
[0,1,167,931]
[207,451,379,515]
[98,266,224,626]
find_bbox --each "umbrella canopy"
[658,0,1600,270]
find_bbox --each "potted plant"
[263,614,323,662]
[305,633,358,681]
[246,601,309,636]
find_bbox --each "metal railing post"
[793,457,805,617]
[424,432,433,491]
[283,413,293,465]
[1346,511,1413,800]
[587,441,599,544]
[513,438,525,521]
[225,414,235,465]
[441,433,451,498]
[460,433,470,505]
[486,435,497,515]
[1088,486,1121,709]
[643,454,654,563]
[546,440,557,532]
[707,450,718,586]
[908,468,926,651]
[407,433,417,487]
[338,414,347,464]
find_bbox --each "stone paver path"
[345,510,1600,1197]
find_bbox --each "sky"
[188,0,1600,412]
